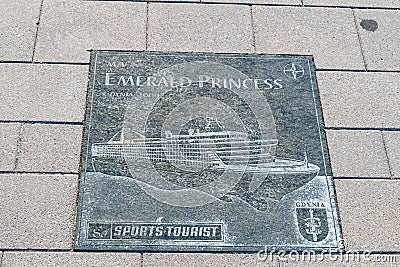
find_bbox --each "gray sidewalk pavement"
[1,0,399,266]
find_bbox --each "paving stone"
[334,179,400,251]
[0,123,20,171]
[281,253,400,266]
[143,253,279,267]
[253,6,364,70]
[382,131,400,178]
[204,0,301,4]
[34,1,146,63]
[316,71,400,128]
[326,130,391,178]
[2,252,141,267]
[0,0,42,61]
[148,3,253,53]
[0,63,88,122]
[304,0,400,8]
[354,9,400,70]
[0,174,77,249]
[16,124,82,173]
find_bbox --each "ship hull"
[91,157,319,204]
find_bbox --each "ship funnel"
[304,152,309,167]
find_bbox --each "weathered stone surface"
[2,252,141,267]
[334,179,400,251]
[253,6,364,69]
[382,131,400,178]
[34,1,146,62]
[75,51,339,251]
[148,4,253,53]
[0,174,77,249]
[0,64,88,122]
[0,123,20,171]
[326,130,391,178]
[355,9,400,70]
[0,0,42,61]
[143,253,279,267]
[317,72,400,128]
[16,124,82,173]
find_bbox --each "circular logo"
[284,63,305,80]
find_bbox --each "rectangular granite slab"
[75,51,341,251]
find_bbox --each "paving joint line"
[145,2,149,51]
[12,124,24,172]
[250,5,256,53]
[317,68,400,73]
[0,171,78,175]
[0,251,3,267]
[31,0,45,63]
[71,189,80,254]
[381,131,394,178]
[2,61,400,72]
[87,0,400,10]
[0,120,83,125]
[351,9,368,71]
[0,60,89,66]
[325,127,400,131]
[0,249,73,253]
[333,176,394,180]
[0,60,33,64]
[303,4,400,10]
[32,61,90,65]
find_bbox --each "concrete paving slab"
[354,9,400,71]
[304,0,400,8]
[334,179,400,251]
[147,3,253,53]
[143,253,279,267]
[326,130,391,178]
[253,6,364,70]
[0,123,21,171]
[16,124,82,173]
[382,131,400,178]
[0,0,42,61]
[34,1,146,63]
[281,254,400,266]
[317,72,400,128]
[2,252,141,267]
[0,174,77,249]
[203,0,301,4]
[0,63,88,122]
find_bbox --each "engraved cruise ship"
[90,118,320,190]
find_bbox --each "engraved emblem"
[305,209,322,241]
[284,63,305,80]
[296,202,328,242]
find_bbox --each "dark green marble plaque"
[75,51,341,251]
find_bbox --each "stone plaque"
[75,51,341,251]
